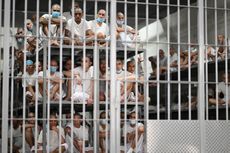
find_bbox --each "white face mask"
[100,119,107,125]
[130,119,136,125]
[116,69,123,74]
[117,20,124,25]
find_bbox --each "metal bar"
[224,0,229,120]
[204,0,209,120]
[167,0,170,120]
[177,0,181,120]
[156,0,160,120]
[198,0,206,152]
[110,0,117,152]
[1,0,11,153]
[188,0,191,120]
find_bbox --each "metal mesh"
[147,120,200,153]
[205,121,230,153]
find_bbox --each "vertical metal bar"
[110,0,117,152]
[93,2,98,153]
[177,0,181,120]
[214,0,219,120]
[22,0,28,152]
[188,0,192,120]
[34,0,40,152]
[144,0,149,151]
[205,0,209,120]
[2,0,11,153]
[224,0,228,120]
[42,41,48,153]
[59,1,64,152]
[198,0,206,152]
[10,0,16,152]
[167,0,170,120]
[156,0,160,120]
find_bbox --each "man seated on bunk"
[38,58,66,101]
[116,58,136,102]
[8,115,23,153]
[123,110,144,153]
[88,9,109,46]
[66,7,91,46]
[24,111,42,152]
[22,60,37,105]
[180,50,189,70]
[209,72,230,106]
[116,12,139,48]
[149,49,168,77]
[127,59,145,102]
[99,58,110,101]
[36,114,67,153]
[40,3,66,46]
[99,111,110,153]
[64,55,93,103]
[65,113,92,153]
[207,34,227,61]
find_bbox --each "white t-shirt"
[66,18,90,40]
[73,66,93,95]
[37,126,65,153]
[22,71,37,87]
[88,20,109,36]
[39,14,66,38]
[170,53,178,72]
[38,70,66,99]
[123,123,144,153]
[8,126,22,149]
[66,124,89,153]
[99,124,110,152]
[218,81,230,102]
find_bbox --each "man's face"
[218,35,225,44]
[98,9,106,19]
[159,50,164,59]
[117,13,124,21]
[100,60,106,73]
[116,60,123,71]
[26,64,35,74]
[26,22,33,30]
[52,4,60,13]
[49,116,57,128]
[127,62,135,73]
[74,9,83,23]
[28,112,35,124]
[81,57,91,69]
[73,115,81,127]
[65,60,72,71]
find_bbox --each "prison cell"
[1,0,230,153]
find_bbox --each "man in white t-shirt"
[37,114,67,153]
[73,55,93,104]
[38,58,65,101]
[65,113,91,153]
[22,60,37,103]
[39,4,66,46]
[116,12,139,48]
[8,115,23,153]
[207,34,227,61]
[123,111,144,153]
[99,111,110,153]
[88,9,109,46]
[66,7,90,45]
[169,47,178,72]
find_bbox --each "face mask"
[96,17,105,23]
[130,119,136,125]
[27,26,33,32]
[116,69,123,74]
[17,38,24,43]
[50,66,57,73]
[100,119,107,125]
[117,20,124,26]
[52,11,61,18]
